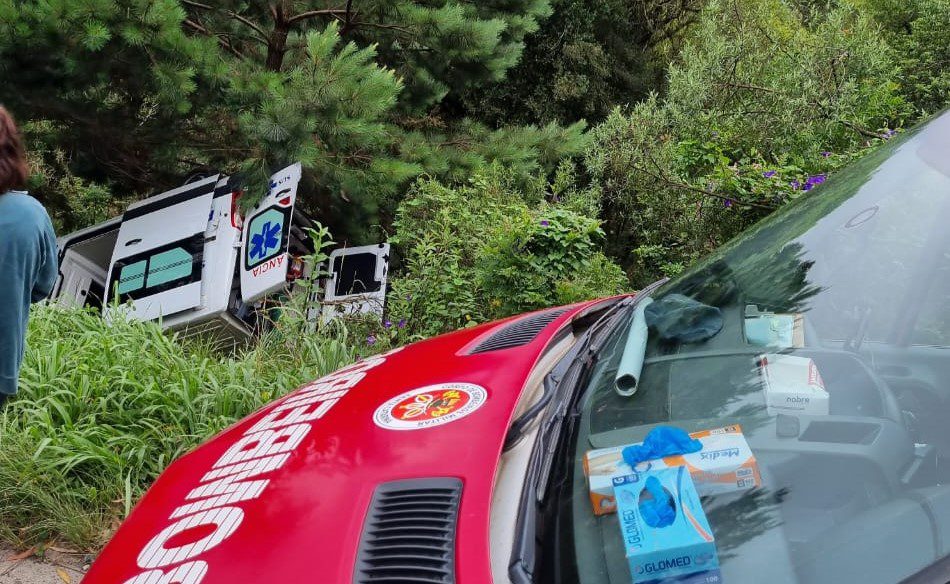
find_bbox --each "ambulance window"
[110,235,203,303]
[147,248,194,288]
[333,252,381,296]
[117,261,146,295]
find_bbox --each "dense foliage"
[463,0,701,126]
[0,0,588,235]
[858,0,950,115]
[586,0,921,284]
[384,165,626,339]
[0,0,948,552]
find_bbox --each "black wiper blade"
[532,306,629,500]
[504,374,560,451]
[508,279,668,584]
[507,299,632,584]
[503,298,632,453]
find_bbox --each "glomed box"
[615,467,719,583]
[584,425,760,515]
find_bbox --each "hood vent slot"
[468,307,568,354]
[354,478,462,584]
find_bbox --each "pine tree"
[0,0,589,240]
[463,0,704,126]
[0,0,218,192]
[178,0,585,237]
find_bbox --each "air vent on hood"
[353,478,463,584]
[468,307,569,354]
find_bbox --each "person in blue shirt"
[0,106,58,407]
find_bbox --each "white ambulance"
[51,163,390,340]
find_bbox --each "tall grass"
[0,304,358,550]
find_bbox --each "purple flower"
[820,151,832,158]
[540,220,550,226]
[366,335,377,346]
[884,128,897,139]
[723,199,733,208]
[405,294,412,301]
[762,170,777,178]
[802,174,826,191]
[397,318,407,329]
[383,320,392,329]
[790,179,801,190]
[711,131,720,139]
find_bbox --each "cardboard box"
[759,353,829,415]
[641,570,724,584]
[615,468,719,582]
[584,425,761,515]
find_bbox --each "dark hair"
[0,106,28,193]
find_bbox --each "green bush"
[585,0,909,286]
[385,166,628,339]
[859,0,950,115]
[478,207,624,314]
[0,306,358,549]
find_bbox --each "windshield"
[540,111,950,584]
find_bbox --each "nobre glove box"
[758,353,829,415]
[584,426,761,515]
[614,468,720,583]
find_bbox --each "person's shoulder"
[1,191,51,218]
[0,192,54,232]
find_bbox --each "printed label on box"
[759,353,829,415]
[615,467,719,583]
[584,425,761,516]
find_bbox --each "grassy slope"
[0,306,359,550]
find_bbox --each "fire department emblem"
[373,383,487,430]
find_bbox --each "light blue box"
[614,467,720,583]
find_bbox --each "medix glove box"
[758,353,829,415]
[584,425,760,515]
[615,468,721,583]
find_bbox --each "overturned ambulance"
[51,163,390,339]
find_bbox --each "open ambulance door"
[104,175,220,321]
[322,243,390,321]
[239,163,302,303]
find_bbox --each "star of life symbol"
[249,220,281,260]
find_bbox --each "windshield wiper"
[507,305,626,584]
[503,299,633,452]
[508,279,667,584]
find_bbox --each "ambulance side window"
[332,252,382,295]
[117,260,147,296]
[109,235,204,303]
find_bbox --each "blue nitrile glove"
[639,475,676,528]
[622,426,703,467]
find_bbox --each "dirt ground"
[0,547,88,584]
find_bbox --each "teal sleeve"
[31,208,58,303]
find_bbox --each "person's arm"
[31,210,58,303]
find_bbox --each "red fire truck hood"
[87,300,613,584]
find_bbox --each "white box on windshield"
[759,353,829,415]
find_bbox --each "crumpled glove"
[644,293,723,343]
[639,475,677,528]
[622,425,703,467]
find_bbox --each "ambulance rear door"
[322,243,390,320]
[104,175,219,321]
[239,163,302,303]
